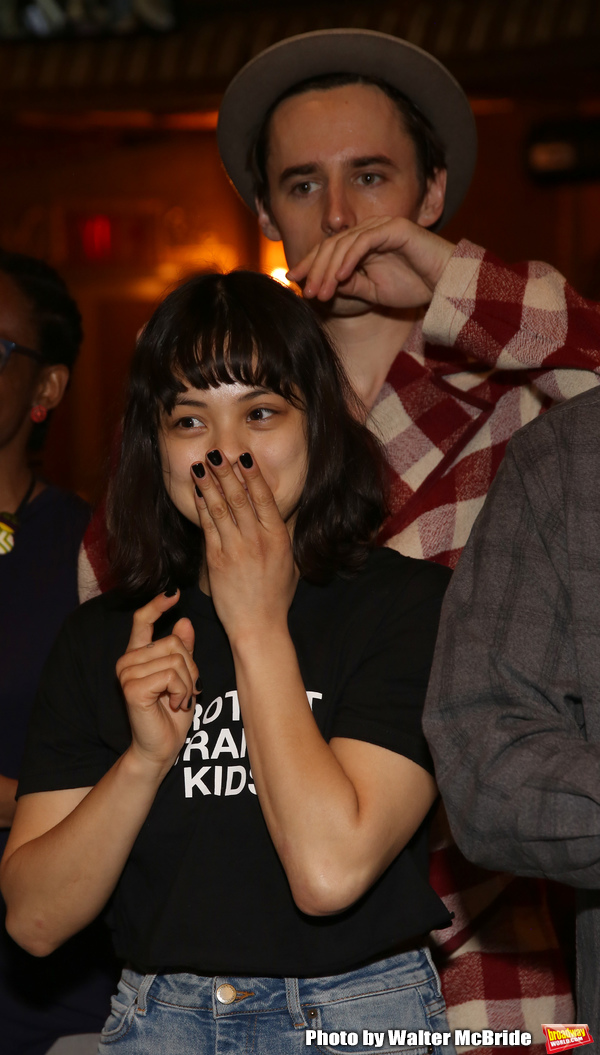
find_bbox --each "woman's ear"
[416,168,447,228]
[34,363,70,412]
[256,196,282,242]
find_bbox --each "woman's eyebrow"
[173,397,207,408]
[237,387,272,402]
[172,387,272,409]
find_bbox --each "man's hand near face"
[286,216,456,311]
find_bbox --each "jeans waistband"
[122,947,439,1019]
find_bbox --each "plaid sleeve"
[424,239,600,401]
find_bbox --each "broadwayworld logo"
[542,1025,594,1052]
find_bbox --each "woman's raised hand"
[191,451,298,642]
[116,592,199,775]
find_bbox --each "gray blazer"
[424,384,600,1040]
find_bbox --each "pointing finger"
[127,590,180,651]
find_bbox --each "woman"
[1,270,453,1054]
[0,251,119,1054]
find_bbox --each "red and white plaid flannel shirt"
[79,240,600,1050]
[371,239,600,1053]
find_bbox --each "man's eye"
[292,180,317,196]
[358,172,381,186]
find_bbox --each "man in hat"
[217,29,600,569]
[213,28,600,1048]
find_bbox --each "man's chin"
[309,292,372,320]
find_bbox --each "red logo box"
[542,1025,594,1052]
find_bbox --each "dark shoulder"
[28,484,91,537]
[58,588,137,661]
[351,548,452,597]
[297,548,451,623]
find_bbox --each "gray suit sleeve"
[423,423,600,887]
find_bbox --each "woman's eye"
[176,416,203,429]
[248,407,274,422]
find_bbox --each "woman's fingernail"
[240,452,253,469]
[164,588,177,597]
[195,484,201,497]
[207,449,222,466]
[192,462,205,478]
[185,697,194,711]
[195,676,203,694]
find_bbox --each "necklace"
[0,476,36,556]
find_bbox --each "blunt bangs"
[136,272,309,421]
[109,269,388,597]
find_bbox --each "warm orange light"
[270,267,291,286]
[17,110,218,131]
[260,234,288,277]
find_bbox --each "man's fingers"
[333,226,397,283]
[286,242,321,283]
[127,591,180,651]
[289,216,395,298]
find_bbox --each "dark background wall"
[1,0,599,502]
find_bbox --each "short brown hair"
[252,72,446,214]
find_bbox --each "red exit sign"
[65,210,158,265]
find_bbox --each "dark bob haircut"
[108,270,388,597]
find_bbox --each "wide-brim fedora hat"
[218,28,477,230]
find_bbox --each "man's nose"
[321,179,356,236]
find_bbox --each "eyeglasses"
[0,337,44,374]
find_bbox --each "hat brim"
[217,28,477,230]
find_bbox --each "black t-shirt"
[19,548,452,978]
[0,485,120,1054]
[0,485,90,784]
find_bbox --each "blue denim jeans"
[97,948,455,1055]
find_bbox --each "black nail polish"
[164,588,177,597]
[207,449,222,466]
[185,697,193,711]
[192,462,205,478]
[240,452,253,469]
[195,484,201,497]
[195,676,203,694]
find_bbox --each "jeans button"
[216,983,237,1004]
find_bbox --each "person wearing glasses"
[0,251,118,1054]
